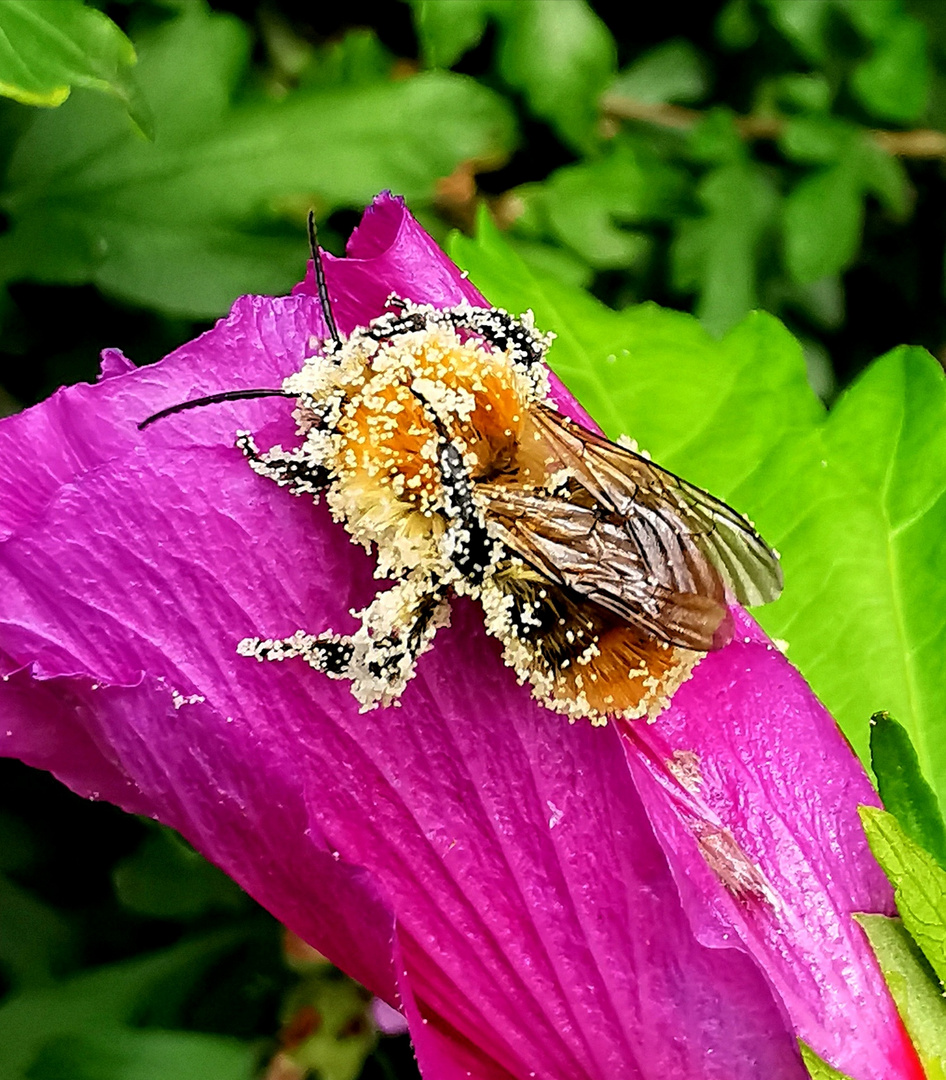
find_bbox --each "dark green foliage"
[871,712,946,869]
[3,0,946,408]
[0,759,414,1080]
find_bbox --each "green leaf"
[0,4,515,317]
[520,137,684,269]
[672,159,779,335]
[760,73,832,114]
[300,28,393,89]
[494,0,615,152]
[871,712,946,868]
[716,0,759,50]
[799,1042,857,1080]
[450,210,820,465]
[858,141,910,218]
[851,17,929,123]
[112,825,245,920]
[839,0,901,42]
[0,874,74,990]
[857,914,946,1079]
[762,347,946,779]
[450,221,946,794]
[780,117,910,233]
[861,806,946,985]
[26,1029,256,1080]
[783,161,863,284]
[504,237,594,290]
[780,116,860,164]
[0,931,246,1080]
[763,0,832,63]
[610,39,709,105]
[409,0,490,68]
[0,0,151,136]
[685,108,746,164]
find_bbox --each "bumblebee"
[142,227,781,724]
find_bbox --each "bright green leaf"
[0,4,515,317]
[26,1029,255,1080]
[494,0,615,152]
[783,162,863,284]
[610,39,708,105]
[851,17,929,123]
[450,210,820,471]
[871,712,946,868]
[759,347,946,779]
[0,0,151,136]
[860,807,946,985]
[685,108,746,163]
[765,73,832,114]
[799,1042,857,1080]
[450,221,946,791]
[409,0,490,69]
[857,914,946,1079]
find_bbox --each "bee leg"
[402,383,501,587]
[358,297,431,343]
[357,578,450,700]
[237,630,355,675]
[236,432,330,498]
[445,308,548,369]
[237,573,450,708]
[436,440,499,585]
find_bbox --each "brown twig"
[601,93,946,159]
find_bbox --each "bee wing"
[479,484,732,650]
[529,405,783,609]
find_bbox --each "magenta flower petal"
[0,440,799,1077]
[618,609,919,1080]
[0,195,919,1079]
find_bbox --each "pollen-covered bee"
[141,223,782,724]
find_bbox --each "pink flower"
[0,194,921,1080]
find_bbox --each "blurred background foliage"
[2,0,946,1076]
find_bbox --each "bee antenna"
[307,210,342,350]
[137,388,296,430]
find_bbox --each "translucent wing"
[479,484,733,650]
[478,405,783,651]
